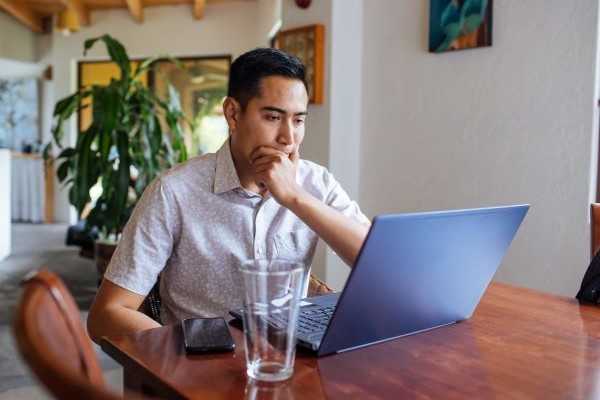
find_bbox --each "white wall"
[35,34,55,157]
[50,1,263,223]
[325,0,364,289]
[0,11,36,62]
[256,0,282,46]
[360,0,600,296]
[0,58,43,77]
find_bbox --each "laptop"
[230,204,529,356]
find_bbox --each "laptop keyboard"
[267,305,334,334]
[297,305,335,334]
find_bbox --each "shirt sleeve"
[103,176,179,296]
[324,179,370,224]
[301,160,370,224]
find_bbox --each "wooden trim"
[124,0,144,23]
[0,0,44,33]
[44,157,54,223]
[193,0,206,20]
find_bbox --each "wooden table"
[101,283,600,399]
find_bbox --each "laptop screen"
[317,204,529,355]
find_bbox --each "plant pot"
[94,240,116,279]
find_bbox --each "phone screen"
[182,317,235,353]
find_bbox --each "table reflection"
[244,379,295,400]
[317,322,493,399]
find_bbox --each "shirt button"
[257,247,263,255]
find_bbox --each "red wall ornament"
[295,0,311,9]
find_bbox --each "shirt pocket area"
[273,229,316,265]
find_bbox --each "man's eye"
[295,118,305,125]
[266,115,281,121]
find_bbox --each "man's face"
[226,76,309,171]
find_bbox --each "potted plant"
[47,34,189,276]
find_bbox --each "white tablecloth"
[0,149,10,260]
[11,155,45,223]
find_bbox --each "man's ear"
[223,97,240,131]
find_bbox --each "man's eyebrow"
[261,106,307,116]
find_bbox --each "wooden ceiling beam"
[193,0,206,20]
[0,0,44,33]
[58,0,90,26]
[124,0,143,23]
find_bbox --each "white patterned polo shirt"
[104,139,368,325]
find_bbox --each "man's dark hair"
[228,47,308,111]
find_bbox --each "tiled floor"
[0,223,122,398]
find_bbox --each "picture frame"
[0,77,39,151]
[429,0,493,53]
[275,24,324,104]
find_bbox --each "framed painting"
[275,24,324,104]
[429,0,493,53]
[149,56,231,156]
[0,77,39,151]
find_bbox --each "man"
[88,48,370,343]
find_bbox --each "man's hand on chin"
[250,146,301,205]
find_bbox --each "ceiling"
[0,0,256,34]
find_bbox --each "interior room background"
[0,0,598,298]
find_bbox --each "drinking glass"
[239,259,304,382]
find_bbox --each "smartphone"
[182,317,235,354]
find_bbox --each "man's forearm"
[87,280,162,344]
[286,190,369,266]
[87,305,161,344]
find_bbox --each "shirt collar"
[213,138,243,194]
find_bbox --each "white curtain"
[11,155,44,223]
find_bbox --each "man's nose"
[277,121,295,148]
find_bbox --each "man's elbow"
[86,280,159,343]
[87,297,118,344]
[86,306,105,345]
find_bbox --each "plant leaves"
[52,34,191,237]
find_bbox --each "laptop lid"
[316,204,529,356]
